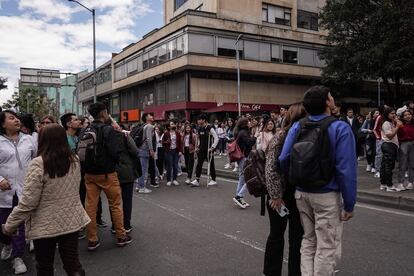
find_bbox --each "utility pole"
[234,34,243,117]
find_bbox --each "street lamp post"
[27,92,31,113]
[234,34,243,117]
[68,0,97,103]
[377,78,381,107]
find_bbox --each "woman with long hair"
[162,121,182,186]
[182,124,197,184]
[263,102,306,276]
[232,117,257,208]
[397,110,414,190]
[380,107,403,192]
[155,124,165,181]
[360,110,380,173]
[0,110,37,274]
[39,115,56,130]
[224,118,236,170]
[256,119,277,152]
[2,124,90,275]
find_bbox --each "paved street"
[1,173,414,276]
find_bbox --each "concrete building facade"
[78,0,328,122]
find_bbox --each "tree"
[2,87,57,119]
[319,0,414,105]
[0,76,7,91]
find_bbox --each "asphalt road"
[1,175,414,276]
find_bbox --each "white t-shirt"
[170,132,177,149]
[381,121,399,147]
[184,134,190,147]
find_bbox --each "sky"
[0,0,164,105]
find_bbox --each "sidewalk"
[199,154,414,212]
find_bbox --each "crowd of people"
[0,85,412,275]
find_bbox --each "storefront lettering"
[241,104,262,111]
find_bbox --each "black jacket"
[116,135,141,184]
[236,129,256,157]
[84,121,123,175]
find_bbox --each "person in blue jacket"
[279,86,357,276]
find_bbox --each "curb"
[202,168,414,212]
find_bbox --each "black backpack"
[130,124,145,148]
[289,116,337,189]
[77,125,105,169]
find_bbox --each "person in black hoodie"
[83,102,132,251]
[233,117,256,208]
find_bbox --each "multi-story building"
[79,0,328,122]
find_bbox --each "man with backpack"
[134,113,155,194]
[279,86,357,276]
[81,102,132,251]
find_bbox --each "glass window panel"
[127,57,137,75]
[299,48,315,66]
[142,53,149,70]
[176,35,185,57]
[271,44,281,62]
[218,37,240,50]
[158,44,169,64]
[283,47,298,64]
[259,43,271,62]
[188,33,214,55]
[244,40,260,60]
[137,55,143,72]
[169,39,177,58]
[149,48,158,68]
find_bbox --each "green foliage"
[319,0,414,104]
[0,76,7,91]
[2,87,57,119]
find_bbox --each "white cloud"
[0,0,155,105]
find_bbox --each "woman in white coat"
[0,110,37,274]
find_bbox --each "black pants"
[195,150,216,181]
[264,188,303,276]
[33,232,85,276]
[366,137,376,166]
[121,182,133,228]
[380,142,398,187]
[184,147,195,179]
[156,147,165,176]
[218,138,226,154]
[79,174,103,222]
[148,155,156,185]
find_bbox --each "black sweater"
[236,129,256,157]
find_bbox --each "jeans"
[148,156,156,185]
[85,172,126,241]
[33,231,85,276]
[184,147,195,179]
[264,187,303,276]
[375,140,384,172]
[219,138,226,154]
[0,195,25,258]
[380,142,398,187]
[398,141,414,183]
[365,137,376,166]
[165,150,179,181]
[137,148,150,189]
[235,158,248,198]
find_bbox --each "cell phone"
[277,204,290,217]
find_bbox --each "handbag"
[227,135,243,162]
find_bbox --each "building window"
[158,44,169,64]
[262,4,291,26]
[126,57,138,76]
[188,33,215,55]
[175,0,188,11]
[149,48,158,68]
[142,53,149,70]
[244,41,270,62]
[271,44,281,62]
[283,46,298,64]
[297,10,319,31]
[217,37,243,58]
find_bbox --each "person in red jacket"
[397,110,414,190]
[162,121,182,186]
[181,124,197,184]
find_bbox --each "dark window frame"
[174,0,188,11]
[262,3,291,26]
[297,10,319,31]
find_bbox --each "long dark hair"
[382,107,395,125]
[234,117,249,137]
[283,102,307,131]
[0,110,20,135]
[37,124,77,178]
[184,124,193,144]
[402,110,414,125]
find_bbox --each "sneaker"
[173,180,180,186]
[166,181,172,187]
[191,179,200,187]
[366,165,372,172]
[1,244,12,260]
[406,183,413,190]
[177,172,183,177]
[125,226,133,234]
[405,171,409,178]
[240,198,250,207]
[78,230,86,240]
[380,184,387,190]
[12,257,27,274]
[397,183,406,191]
[87,240,101,251]
[232,167,238,172]
[224,164,231,169]
[29,240,34,253]
[374,172,380,178]
[97,219,108,228]
[233,197,246,209]
[207,180,217,186]
[371,168,377,173]
[117,236,133,247]
[138,188,152,194]
[150,183,160,188]
[155,177,161,184]
[185,178,191,184]
[386,185,401,192]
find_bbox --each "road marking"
[355,203,414,218]
[134,194,266,253]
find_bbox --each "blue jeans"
[165,150,179,181]
[136,149,149,189]
[235,158,247,198]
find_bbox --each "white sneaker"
[185,178,191,184]
[207,180,217,186]
[177,172,183,177]
[173,180,179,186]
[29,240,34,253]
[386,185,401,192]
[371,168,377,173]
[366,165,372,172]
[397,183,406,191]
[1,244,12,260]
[240,198,250,207]
[374,172,380,178]
[224,164,231,169]
[405,172,409,178]
[138,188,152,194]
[166,181,172,187]
[380,184,387,190]
[232,167,238,172]
[406,183,413,190]
[12,257,27,274]
[191,179,200,187]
